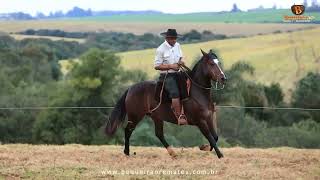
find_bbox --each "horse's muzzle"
[221,76,227,84]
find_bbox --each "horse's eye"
[208,61,215,65]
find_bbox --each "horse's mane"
[189,51,217,77]
[189,57,203,77]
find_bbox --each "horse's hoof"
[124,150,130,156]
[170,152,178,159]
[199,144,210,151]
[168,152,177,159]
[217,153,224,159]
[166,146,177,158]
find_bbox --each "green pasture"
[69,9,320,23]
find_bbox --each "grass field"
[0,20,318,36]
[117,27,320,100]
[0,144,319,179]
[70,9,320,23]
[1,9,319,36]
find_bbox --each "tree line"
[16,29,228,52]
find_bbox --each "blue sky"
[0,0,305,15]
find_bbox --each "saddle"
[155,72,189,104]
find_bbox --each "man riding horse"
[154,29,188,125]
[105,28,227,158]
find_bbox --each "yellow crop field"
[0,20,317,36]
[118,27,320,99]
[10,34,86,43]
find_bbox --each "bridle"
[179,63,225,91]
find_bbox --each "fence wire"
[0,106,319,111]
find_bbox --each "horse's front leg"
[197,120,223,158]
[207,113,219,142]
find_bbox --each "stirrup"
[178,114,188,125]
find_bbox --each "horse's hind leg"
[124,114,141,156]
[153,117,177,158]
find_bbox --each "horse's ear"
[200,49,208,57]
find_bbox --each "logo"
[283,4,315,23]
[291,4,305,15]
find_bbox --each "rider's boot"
[172,98,188,125]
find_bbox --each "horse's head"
[200,49,227,84]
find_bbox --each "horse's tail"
[105,89,128,136]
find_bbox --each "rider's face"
[166,37,177,46]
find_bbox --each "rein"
[149,71,168,113]
[149,62,225,114]
[179,64,225,91]
[179,64,211,90]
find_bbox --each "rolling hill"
[68,9,320,23]
[0,20,317,36]
[118,27,320,100]
[1,8,320,37]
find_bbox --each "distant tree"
[264,83,284,106]
[180,30,202,42]
[0,35,16,49]
[36,12,46,19]
[24,29,36,35]
[33,49,125,144]
[254,119,320,148]
[202,30,212,35]
[308,0,320,11]
[272,4,277,9]
[311,0,318,7]
[48,11,64,18]
[66,7,92,17]
[13,12,33,20]
[231,3,241,12]
[242,82,268,120]
[292,72,320,122]
[212,61,255,105]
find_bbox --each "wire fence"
[0,106,319,111]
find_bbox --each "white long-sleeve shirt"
[154,41,183,73]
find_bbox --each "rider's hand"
[178,57,186,66]
[178,60,185,66]
[170,63,180,71]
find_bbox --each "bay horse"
[105,49,227,158]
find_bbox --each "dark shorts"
[159,73,180,99]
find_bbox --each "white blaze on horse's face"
[212,58,227,81]
[212,58,226,78]
[213,58,219,64]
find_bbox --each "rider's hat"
[160,29,182,38]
